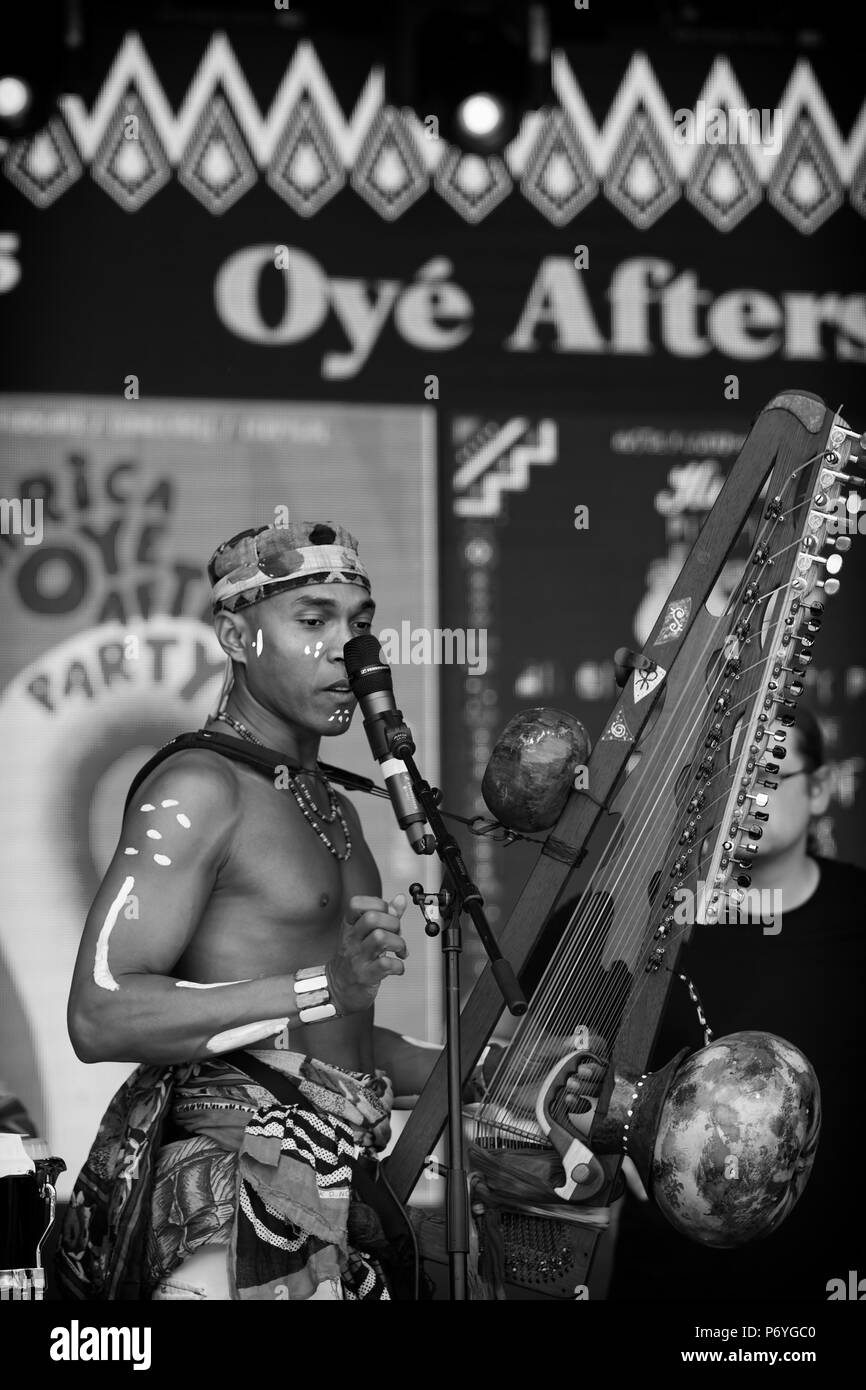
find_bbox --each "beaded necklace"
[217,713,352,861]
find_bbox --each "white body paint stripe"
[93,875,135,992]
[206,1018,290,1053]
[175,978,251,988]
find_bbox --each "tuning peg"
[739,790,769,808]
[810,552,844,574]
[826,535,853,552]
[820,464,864,488]
[815,577,841,596]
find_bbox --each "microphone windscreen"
[344,635,394,697]
[482,708,590,833]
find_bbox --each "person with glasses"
[607,705,866,1300]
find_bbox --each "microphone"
[343,635,433,854]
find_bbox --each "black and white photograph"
[0,0,863,1365]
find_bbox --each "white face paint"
[176,813,191,829]
[146,829,162,840]
[161,800,179,808]
[176,978,251,989]
[153,854,172,866]
[124,847,139,856]
[93,875,135,991]
[255,628,263,657]
[140,804,155,812]
[205,1018,290,1053]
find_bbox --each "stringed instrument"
[388,390,862,1299]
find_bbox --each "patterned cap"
[208,521,371,615]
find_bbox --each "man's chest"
[218,781,378,921]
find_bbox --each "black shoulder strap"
[122,729,381,819]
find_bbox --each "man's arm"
[68,753,406,1066]
[373,1027,441,1099]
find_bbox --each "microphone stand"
[381,711,526,1301]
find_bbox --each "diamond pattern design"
[3,117,83,208]
[768,115,843,233]
[604,112,680,229]
[90,90,170,211]
[520,109,598,225]
[351,107,427,220]
[434,149,512,224]
[0,37,861,228]
[178,93,256,214]
[686,140,762,232]
[267,97,345,216]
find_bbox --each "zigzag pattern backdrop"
[2,33,865,233]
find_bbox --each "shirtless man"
[61,521,440,1301]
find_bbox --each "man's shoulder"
[128,746,243,827]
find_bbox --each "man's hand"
[498,1032,607,1113]
[325,894,408,1015]
[483,1032,650,1201]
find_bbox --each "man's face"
[239,582,375,736]
[750,729,831,861]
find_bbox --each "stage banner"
[0,394,438,1195]
[0,29,863,411]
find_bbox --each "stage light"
[0,0,84,139]
[0,76,33,124]
[390,1,552,157]
[455,93,510,147]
